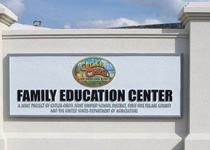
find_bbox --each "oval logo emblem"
[73,57,115,87]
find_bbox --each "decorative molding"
[179,2,210,25]
[0,4,17,27]
[2,30,189,39]
[0,14,16,26]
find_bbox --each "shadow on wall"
[172,141,183,150]
[173,29,190,150]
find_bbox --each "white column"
[179,2,210,150]
[0,4,17,150]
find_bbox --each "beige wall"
[2,29,189,150]
[2,2,210,150]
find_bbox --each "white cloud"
[63,24,71,29]
[10,23,50,30]
[143,19,162,25]
[0,0,25,17]
[76,17,162,28]
[108,18,140,27]
[77,17,139,28]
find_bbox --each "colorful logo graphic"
[73,57,115,87]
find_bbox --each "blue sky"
[1,0,210,29]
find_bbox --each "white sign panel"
[9,54,182,117]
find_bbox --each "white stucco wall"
[1,29,189,150]
[1,2,210,150]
